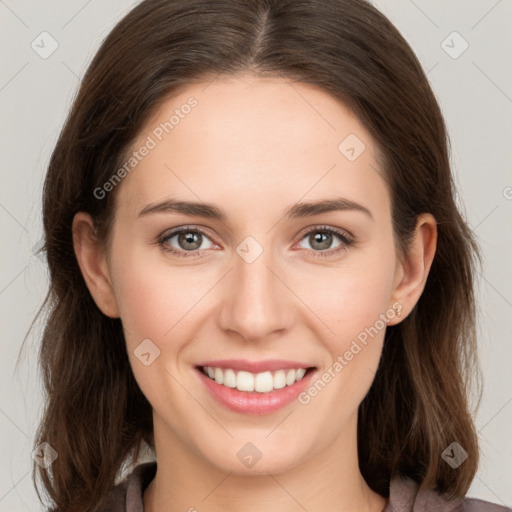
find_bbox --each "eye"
[157,226,215,258]
[295,225,354,258]
[157,224,355,259]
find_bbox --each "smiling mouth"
[197,365,316,394]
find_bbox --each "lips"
[194,359,317,414]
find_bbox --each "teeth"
[237,371,254,391]
[254,371,273,393]
[223,368,236,388]
[202,366,310,393]
[273,370,286,389]
[214,367,224,385]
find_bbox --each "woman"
[33,0,510,510]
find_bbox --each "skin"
[73,72,437,512]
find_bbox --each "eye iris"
[179,231,201,250]
[310,231,332,250]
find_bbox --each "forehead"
[115,73,389,220]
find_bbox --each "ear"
[72,212,120,318]
[387,213,437,325]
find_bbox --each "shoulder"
[97,461,157,512]
[385,476,511,512]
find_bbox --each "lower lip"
[196,367,316,415]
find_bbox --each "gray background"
[1,0,511,510]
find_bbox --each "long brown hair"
[31,0,481,510]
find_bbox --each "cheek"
[300,251,396,346]
[109,251,205,416]
[294,261,395,438]
[114,269,171,342]
[109,248,197,352]
[294,245,396,404]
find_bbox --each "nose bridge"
[218,234,292,341]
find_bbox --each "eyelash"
[157,225,355,259]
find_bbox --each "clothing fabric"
[99,461,511,511]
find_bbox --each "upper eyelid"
[295,224,353,240]
[160,224,216,239]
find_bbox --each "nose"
[217,240,295,343]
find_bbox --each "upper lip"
[196,359,316,373]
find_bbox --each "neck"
[144,413,386,512]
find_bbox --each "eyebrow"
[137,197,373,221]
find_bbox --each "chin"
[201,438,307,476]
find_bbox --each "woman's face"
[87,73,411,474]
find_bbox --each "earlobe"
[388,213,437,325]
[72,212,120,318]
